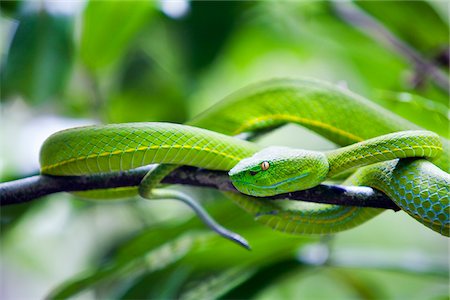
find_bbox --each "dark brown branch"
[0,166,400,211]
[333,2,449,93]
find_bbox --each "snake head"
[229,146,329,197]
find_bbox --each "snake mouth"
[232,172,310,190]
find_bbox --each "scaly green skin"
[350,159,450,236]
[188,78,449,236]
[40,122,260,175]
[256,159,450,236]
[189,79,449,170]
[230,131,442,196]
[229,131,447,235]
[40,123,258,248]
[39,78,450,237]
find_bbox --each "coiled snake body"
[40,79,450,244]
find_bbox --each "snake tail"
[150,189,250,250]
[139,167,251,250]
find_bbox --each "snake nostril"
[249,170,258,176]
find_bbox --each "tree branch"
[0,166,400,211]
[333,2,449,94]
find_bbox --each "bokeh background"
[1,1,449,299]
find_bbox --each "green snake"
[39,78,450,245]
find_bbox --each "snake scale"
[40,79,450,241]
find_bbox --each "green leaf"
[0,201,39,236]
[80,0,155,71]
[374,90,450,138]
[180,266,256,300]
[116,266,191,299]
[47,231,199,299]
[0,0,22,16]
[1,11,74,103]
[179,1,252,72]
[220,259,302,299]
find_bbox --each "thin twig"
[333,2,449,93]
[0,166,400,211]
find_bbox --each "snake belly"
[188,78,449,236]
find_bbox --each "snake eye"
[261,161,270,171]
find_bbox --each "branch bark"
[333,2,449,94]
[0,166,400,211]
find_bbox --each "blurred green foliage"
[80,1,155,71]
[356,1,448,54]
[1,10,73,103]
[1,1,448,299]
